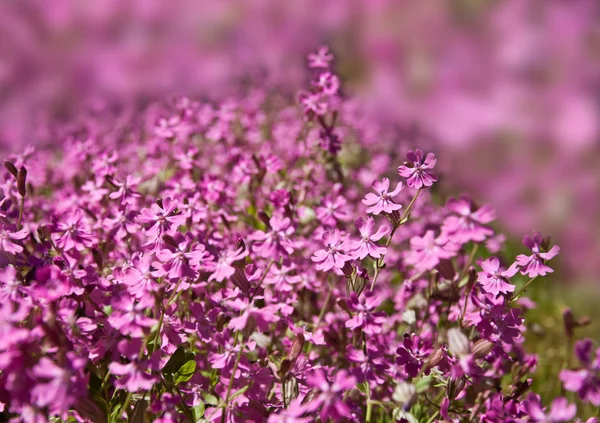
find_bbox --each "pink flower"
[442,196,496,243]
[109,361,157,393]
[398,149,437,189]
[138,198,185,241]
[516,231,560,277]
[362,178,403,215]
[308,46,334,69]
[406,231,459,271]
[249,214,296,260]
[52,209,94,252]
[311,229,351,271]
[349,217,390,260]
[31,353,87,419]
[345,292,386,335]
[209,246,248,283]
[526,394,577,422]
[0,225,28,254]
[478,257,518,297]
[304,369,356,422]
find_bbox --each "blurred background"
[1,0,599,288]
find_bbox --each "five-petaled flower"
[398,149,438,189]
[362,177,403,215]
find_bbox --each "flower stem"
[370,188,422,290]
[221,332,244,423]
[511,277,537,302]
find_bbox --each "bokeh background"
[1,0,599,284]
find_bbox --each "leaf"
[201,392,219,406]
[162,346,187,376]
[193,403,205,421]
[229,385,250,401]
[414,376,432,393]
[174,359,197,384]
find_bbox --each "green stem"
[370,188,422,291]
[365,386,373,423]
[221,332,244,423]
[511,277,537,302]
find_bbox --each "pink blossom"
[362,177,403,215]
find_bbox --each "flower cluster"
[0,47,594,423]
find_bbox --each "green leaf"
[162,346,187,376]
[174,359,197,384]
[193,403,205,421]
[229,385,250,401]
[201,392,219,406]
[414,376,432,393]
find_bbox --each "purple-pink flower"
[304,369,356,422]
[311,229,351,271]
[478,257,518,297]
[362,178,403,215]
[516,231,560,277]
[349,217,390,260]
[398,149,437,189]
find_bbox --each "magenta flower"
[478,257,518,297]
[109,360,157,393]
[397,149,437,189]
[138,198,185,241]
[442,196,495,243]
[123,253,160,298]
[349,217,390,260]
[52,209,94,252]
[516,231,560,277]
[209,245,248,283]
[304,369,356,422]
[108,297,157,338]
[526,394,577,422]
[227,298,280,332]
[396,334,434,378]
[31,353,87,419]
[362,177,403,215]
[406,231,459,271]
[316,195,351,227]
[345,292,386,335]
[311,229,351,271]
[154,239,213,281]
[0,225,28,254]
[109,175,141,205]
[560,339,600,406]
[308,46,334,69]
[249,214,296,260]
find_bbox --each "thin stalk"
[511,277,537,302]
[370,188,422,290]
[221,332,244,423]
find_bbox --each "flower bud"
[3,160,18,178]
[446,376,466,400]
[162,234,178,248]
[17,166,27,197]
[287,333,305,363]
[447,328,469,358]
[248,398,269,418]
[424,349,444,371]
[393,382,416,409]
[471,339,494,359]
[436,259,455,281]
[284,377,299,402]
[129,399,148,423]
[73,396,107,423]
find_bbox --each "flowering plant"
[0,48,595,423]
